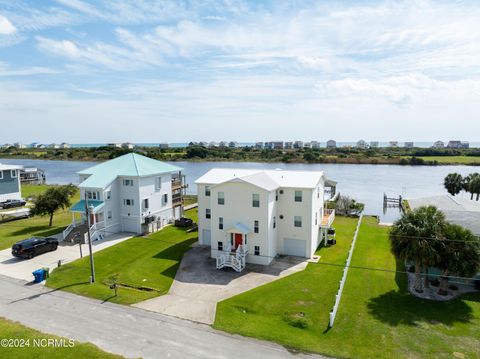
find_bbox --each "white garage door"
[202,229,211,246]
[284,238,306,257]
[122,218,139,234]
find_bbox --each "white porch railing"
[321,209,335,228]
[62,218,86,240]
[216,245,248,272]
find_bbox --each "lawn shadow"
[10,224,64,238]
[152,238,197,261]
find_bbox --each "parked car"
[12,237,59,259]
[1,199,27,209]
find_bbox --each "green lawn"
[214,216,359,348]
[215,217,480,358]
[183,195,198,207]
[46,209,198,305]
[413,156,480,164]
[0,185,80,250]
[0,317,122,359]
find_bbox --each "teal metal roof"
[71,200,104,213]
[78,153,182,188]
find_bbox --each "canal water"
[1,158,478,223]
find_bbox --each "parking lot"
[0,233,133,282]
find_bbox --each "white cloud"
[0,62,61,76]
[0,15,16,34]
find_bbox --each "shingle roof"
[78,153,182,188]
[195,168,325,189]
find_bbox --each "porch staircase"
[64,224,88,244]
[216,245,248,272]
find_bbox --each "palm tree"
[390,206,446,293]
[444,173,463,196]
[437,224,480,295]
[463,173,480,200]
[469,176,480,201]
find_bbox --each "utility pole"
[85,193,95,283]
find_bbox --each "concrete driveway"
[0,233,133,282]
[134,245,309,324]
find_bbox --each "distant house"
[159,143,169,149]
[389,141,399,148]
[122,142,134,149]
[65,153,186,241]
[60,142,70,149]
[272,141,284,149]
[303,142,312,149]
[447,140,462,149]
[356,140,368,149]
[254,142,264,149]
[433,140,444,149]
[404,142,414,149]
[195,168,336,271]
[209,142,218,147]
[20,167,46,185]
[29,142,39,148]
[461,141,470,149]
[310,141,320,149]
[228,141,239,148]
[48,143,60,149]
[199,141,209,147]
[264,142,273,150]
[370,141,379,148]
[108,143,122,148]
[326,140,336,149]
[0,163,23,202]
[284,142,293,149]
[14,143,26,149]
[293,141,304,149]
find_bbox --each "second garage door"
[283,238,306,257]
[202,229,211,246]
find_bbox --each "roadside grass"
[215,216,480,359]
[46,209,198,305]
[0,185,80,250]
[214,216,359,348]
[0,316,123,359]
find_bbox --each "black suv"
[1,199,27,209]
[12,237,59,259]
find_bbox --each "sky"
[0,0,480,144]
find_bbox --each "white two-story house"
[65,153,185,241]
[195,168,335,271]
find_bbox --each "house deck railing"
[216,245,248,272]
[321,209,335,228]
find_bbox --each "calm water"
[2,158,478,223]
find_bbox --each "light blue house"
[65,153,186,241]
[0,163,23,202]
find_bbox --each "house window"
[10,170,17,178]
[245,234,247,244]
[219,217,223,230]
[205,186,211,196]
[254,246,260,256]
[230,233,234,245]
[107,211,112,219]
[317,187,320,199]
[252,193,260,207]
[155,177,162,191]
[315,212,318,226]
[254,220,259,233]
[294,216,302,227]
[218,192,225,205]
[275,190,278,201]
[206,208,211,219]
[123,179,133,186]
[123,199,134,206]
[163,193,168,204]
[105,190,111,200]
[218,241,223,251]
[273,216,276,229]
[143,198,149,210]
[86,191,100,200]
[294,190,302,202]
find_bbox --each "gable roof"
[78,153,182,188]
[195,168,325,189]
[0,163,23,171]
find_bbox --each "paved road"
[0,275,326,359]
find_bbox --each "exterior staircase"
[64,224,88,244]
[216,245,248,272]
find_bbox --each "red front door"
[234,233,243,249]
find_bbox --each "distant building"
[159,143,169,149]
[14,142,26,149]
[254,142,264,149]
[122,142,134,149]
[447,140,469,149]
[389,141,399,148]
[272,141,284,149]
[303,142,311,149]
[199,141,209,147]
[218,141,228,148]
[20,167,46,185]
[264,142,273,150]
[326,140,336,149]
[48,143,60,149]
[228,141,239,148]
[461,141,470,149]
[284,141,293,149]
[209,142,218,147]
[404,142,414,149]
[433,141,444,149]
[370,141,379,148]
[29,142,39,148]
[293,141,304,149]
[108,143,122,148]
[356,140,368,149]
[310,141,320,149]
[60,142,70,149]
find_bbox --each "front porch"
[216,223,249,272]
[64,199,106,243]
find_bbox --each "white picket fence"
[329,213,363,328]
